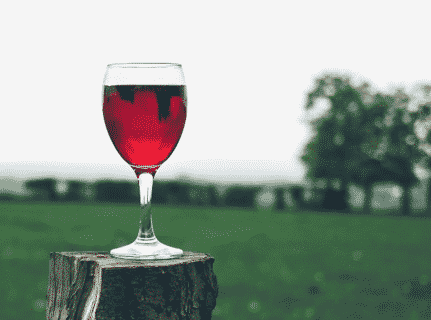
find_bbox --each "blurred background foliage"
[2,74,430,218]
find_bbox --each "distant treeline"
[8,177,424,216]
[0,177,317,212]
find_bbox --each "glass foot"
[110,239,184,260]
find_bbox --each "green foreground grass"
[1,201,431,319]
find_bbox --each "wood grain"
[46,251,218,320]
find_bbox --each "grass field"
[1,201,431,319]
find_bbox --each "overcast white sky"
[1,1,430,184]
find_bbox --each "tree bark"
[400,184,410,216]
[426,178,431,217]
[46,251,219,320]
[363,183,373,215]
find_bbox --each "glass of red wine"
[103,63,187,260]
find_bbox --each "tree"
[353,90,422,215]
[274,187,286,211]
[63,180,86,202]
[408,84,431,214]
[287,186,304,210]
[164,181,191,206]
[224,186,261,209]
[152,181,168,205]
[301,75,422,215]
[207,185,221,207]
[94,180,138,203]
[25,178,59,201]
[301,75,371,213]
[321,188,348,212]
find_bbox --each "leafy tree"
[152,181,168,205]
[94,180,138,203]
[207,185,221,207]
[349,90,422,215]
[163,181,191,205]
[301,75,422,215]
[152,181,220,207]
[408,85,431,214]
[301,75,371,212]
[187,185,221,207]
[25,178,59,201]
[289,186,304,209]
[321,188,348,212]
[274,187,286,211]
[224,186,261,209]
[63,180,86,202]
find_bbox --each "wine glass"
[102,63,187,260]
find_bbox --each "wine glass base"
[110,239,184,260]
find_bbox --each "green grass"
[1,202,431,319]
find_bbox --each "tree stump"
[46,251,219,320]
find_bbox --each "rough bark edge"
[46,252,102,320]
[47,251,218,320]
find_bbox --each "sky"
[1,0,431,185]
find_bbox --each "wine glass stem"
[136,173,157,243]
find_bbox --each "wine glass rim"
[107,63,182,68]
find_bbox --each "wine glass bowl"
[103,63,187,260]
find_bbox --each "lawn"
[1,201,431,319]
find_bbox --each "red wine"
[103,85,187,175]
